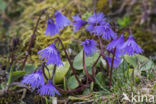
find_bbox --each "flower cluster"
[105,34,143,67]
[87,13,117,40]
[73,12,143,67]
[22,10,72,97]
[73,12,117,40]
[21,70,60,96]
[21,10,144,97]
[45,10,71,36]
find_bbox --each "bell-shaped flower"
[88,12,105,24]
[55,10,71,29]
[107,34,124,50]
[38,80,60,96]
[121,35,143,56]
[106,56,121,68]
[21,70,44,88]
[38,43,63,66]
[81,39,97,57]
[73,15,86,32]
[45,18,59,36]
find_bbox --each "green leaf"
[136,54,155,71]
[135,54,148,61]
[96,72,105,85]
[12,71,26,82]
[54,61,70,83]
[45,61,70,83]
[101,58,107,68]
[140,60,154,71]
[24,64,37,74]
[82,89,90,95]
[124,55,137,68]
[73,50,100,70]
[67,75,79,89]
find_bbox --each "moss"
[96,0,108,12]
[132,27,156,55]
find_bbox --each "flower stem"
[83,51,94,82]
[98,36,110,75]
[52,65,56,82]
[56,37,82,86]
[109,48,116,89]
[7,64,14,85]
[21,10,45,70]
[41,62,48,80]
[92,54,101,77]
[45,65,51,79]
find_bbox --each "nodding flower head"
[88,12,105,24]
[45,18,59,36]
[38,80,60,96]
[86,12,106,34]
[95,23,117,40]
[121,35,143,56]
[86,13,117,40]
[73,15,87,32]
[81,39,97,57]
[102,25,117,40]
[107,34,125,51]
[38,43,63,66]
[55,10,71,29]
[21,70,44,88]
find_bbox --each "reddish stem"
[41,62,48,80]
[52,65,56,81]
[98,36,104,55]
[82,51,94,82]
[92,55,101,77]
[109,48,116,89]
[21,10,45,70]
[56,37,82,86]
[98,36,110,75]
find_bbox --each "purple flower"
[107,35,125,58]
[121,35,143,56]
[81,39,97,57]
[101,23,117,40]
[38,43,63,66]
[45,19,59,36]
[88,12,105,24]
[73,15,86,32]
[38,80,60,96]
[86,13,117,40]
[86,12,105,33]
[86,24,95,33]
[107,34,124,50]
[21,70,44,88]
[106,56,121,68]
[55,10,71,29]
